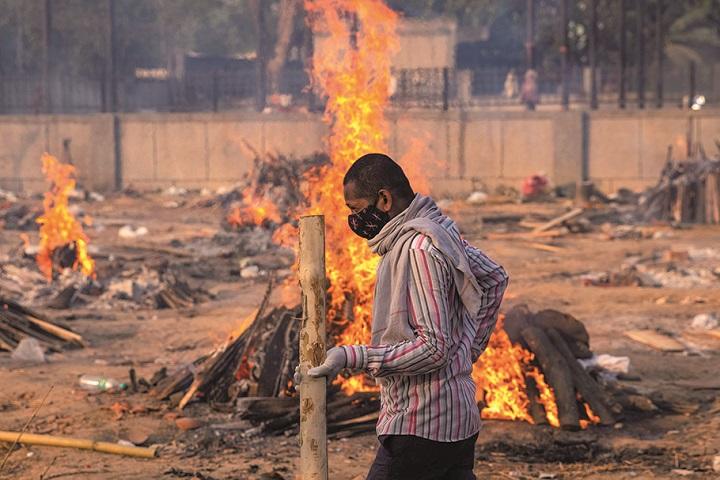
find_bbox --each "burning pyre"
[36,153,95,281]
[166,0,612,431]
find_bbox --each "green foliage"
[0,0,717,77]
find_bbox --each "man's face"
[343,181,393,215]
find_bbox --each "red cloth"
[522,174,549,198]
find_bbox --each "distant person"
[503,69,519,99]
[521,69,539,110]
[301,153,509,480]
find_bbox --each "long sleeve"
[464,242,509,362]
[343,245,453,377]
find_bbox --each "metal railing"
[0,64,715,115]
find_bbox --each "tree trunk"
[267,0,300,96]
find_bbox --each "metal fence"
[0,63,716,114]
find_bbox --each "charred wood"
[521,326,580,430]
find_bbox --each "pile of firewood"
[638,146,720,224]
[503,305,620,430]
[152,282,298,407]
[150,280,383,437]
[0,297,84,352]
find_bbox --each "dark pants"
[366,433,478,480]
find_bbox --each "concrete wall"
[0,114,115,193]
[120,112,326,190]
[1,109,718,197]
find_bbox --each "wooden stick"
[298,215,328,480]
[0,431,156,459]
[0,385,54,471]
[532,208,584,234]
[623,329,685,352]
[25,316,84,346]
[525,242,564,253]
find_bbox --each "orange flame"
[304,0,397,359]
[472,316,559,426]
[36,153,95,281]
[227,189,282,228]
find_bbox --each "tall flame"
[36,153,95,281]
[304,0,398,346]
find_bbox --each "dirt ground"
[1,192,719,479]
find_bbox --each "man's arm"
[465,243,508,362]
[342,243,453,378]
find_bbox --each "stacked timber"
[0,297,84,352]
[504,305,621,430]
[638,149,720,224]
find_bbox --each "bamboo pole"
[0,431,156,459]
[298,215,328,480]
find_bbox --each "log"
[0,431,156,458]
[525,242,563,253]
[521,327,580,430]
[502,304,533,345]
[532,208,584,234]
[694,179,706,223]
[236,397,299,420]
[298,215,328,480]
[256,311,295,397]
[623,329,685,352]
[532,310,590,347]
[546,329,616,426]
[524,376,549,425]
[707,172,720,224]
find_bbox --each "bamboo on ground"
[0,431,156,459]
[298,215,328,480]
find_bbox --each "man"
[306,153,508,479]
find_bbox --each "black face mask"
[347,197,390,240]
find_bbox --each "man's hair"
[343,153,414,201]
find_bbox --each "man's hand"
[307,347,347,379]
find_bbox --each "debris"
[670,469,695,476]
[87,192,105,202]
[637,151,720,224]
[533,208,584,234]
[0,297,85,352]
[79,375,127,393]
[0,431,157,458]
[579,354,630,375]
[623,330,685,352]
[175,417,204,431]
[691,313,719,330]
[164,467,218,480]
[466,191,488,205]
[712,455,720,473]
[118,225,149,239]
[162,185,188,196]
[521,173,550,201]
[240,265,261,279]
[11,338,47,363]
[662,249,690,262]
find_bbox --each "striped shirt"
[342,234,508,442]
